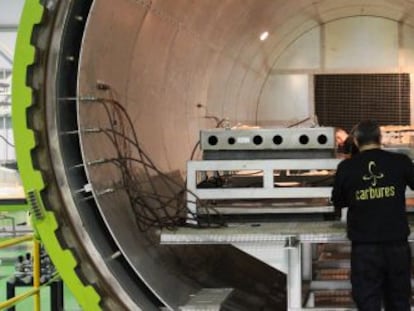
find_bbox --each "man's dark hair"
[353,120,381,146]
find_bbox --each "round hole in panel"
[273,135,283,145]
[299,135,309,145]
[317,134,328,145]
[253,135,263,145]
[208,135,218,146]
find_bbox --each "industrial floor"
[0,212,413,310]
[0,211,81,311]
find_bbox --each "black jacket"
[332,148,414,242]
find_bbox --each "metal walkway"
[162,221,414,310]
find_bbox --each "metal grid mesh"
[315,73,410,132]
[314,290,353,307]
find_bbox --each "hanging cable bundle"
[88,94,225,232]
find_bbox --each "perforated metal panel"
[315,74,410,132]
[200,128,335,150]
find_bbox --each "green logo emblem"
[362,161,384,187]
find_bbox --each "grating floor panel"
[314,290,354,308]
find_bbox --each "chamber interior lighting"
[260,31,269,41]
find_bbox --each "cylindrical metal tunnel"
[13,0,414,309]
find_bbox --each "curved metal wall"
[13,0,414,310]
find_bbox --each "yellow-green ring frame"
[12,1,101,309]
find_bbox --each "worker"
[332,120,413,310]
[335,127,358,157]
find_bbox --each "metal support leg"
[33,240,41,311]
[286,237,302,311]
[50,280,64,311]
[186,164,198,224]
[302,243,312,281]
[6,281,15,311]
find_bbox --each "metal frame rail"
[187,159,337,220]
[161,222,414,310]
[187,159,414,219]
[187,159,414,222]
[0,234,51,311]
